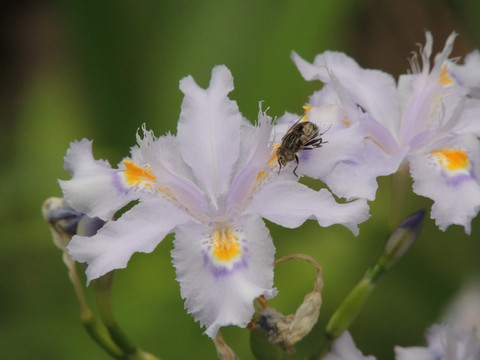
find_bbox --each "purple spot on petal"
[442,161,476,187]
[444,172,474,186]
[201,251,248,278]
[112,171,130,195]
[299,149,314,162]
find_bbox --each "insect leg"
[305,137,325,147]
[293,154,299,177]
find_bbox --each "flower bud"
[379,209,425,270]
[326,210,426,340]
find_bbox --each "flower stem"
[68,261,125,359]
[42,198,160,360]
[310,210,425,359]
[325,277,375,340]
[389,164,410,231]
[93,273,162,360]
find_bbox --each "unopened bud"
[44,198,84,235]
[326,210,425,340]
[42,197,105,249]
[377,209,425,273]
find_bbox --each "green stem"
[325,276,376,340]
[389,164,410,231]
[310,271,380,359]
[94,274,136,353]
[310,210,425,359]
[68,259,124,359]
[93,273,162,360]
[82,310,126,359]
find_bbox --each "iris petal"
[172,217,276,337]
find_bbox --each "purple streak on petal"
[443,171,475,186]
[201,249,249,278]
[299,148,315,162]
[112,171,130,195]
[442,159,476,186]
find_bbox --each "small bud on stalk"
[325,210,426,342]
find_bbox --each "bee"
[276,119,328,176]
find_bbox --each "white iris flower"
[395,324,480,360]
[324,325,480,360]
[323,332,376,360]
[292,32,480,233]
[59,66,369,337]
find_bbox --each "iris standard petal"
[177,65,242,206]
[171,216,276,338]
[450,50,480,98]
[67,198,192,283]
[227,112,274,210]
[134,130,212,222]
[292,51,400,136]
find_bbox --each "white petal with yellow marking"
[410,135,480,233]
[172,217,276,338]
[59,139,142,220]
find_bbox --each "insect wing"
[316,120,332,136]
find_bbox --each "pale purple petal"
[398,32,466,146]
[409,135,480,233]
[246,181,370,235]
[323,332,376,360]
[292,51,400,136]
[131,130,197,184]
[171,216,276,338]
[134,129,212,222]
[227,111,274,210]
[59,139,140,220]
[451,98,480,137]
[450,49,480,98]
[433,32,457,70]
[297,116,368,181]
[395,324,480,360]
[177,65,242,206]
[68,198,192,283]
[394,347,431,360]
[324,141,408,201]
[442,280,480,334]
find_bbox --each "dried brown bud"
[251,254,323,353]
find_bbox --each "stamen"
[123,160,156,186]
[302,106,312,121]
[211,229,242,262]
[408,50,421,74]
[431,148,469,171]
[268,145,280,165]
[438,65,453,86]
[365,136,388,154]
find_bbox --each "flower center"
[123,160,156,187]
[431,148,470,171]
[211,229,242,262]
[438,65,453,86]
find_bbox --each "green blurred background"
[1,0,480,359]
